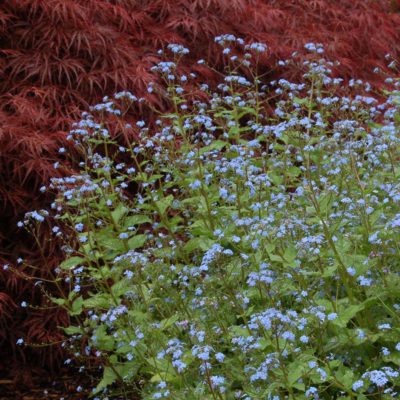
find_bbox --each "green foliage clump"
[21,39,400,399]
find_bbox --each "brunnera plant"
[2,0,400,378]
[18,38,400,399]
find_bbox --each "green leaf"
[287,166,301,178]
[59,256,85,270]
[321,264,338,278]
[334,366,354,389]
[156,195,174,216]
[269,172,283,185]
[83,294,110,309]
[188,219,211,236]
[318,193,334,214]
[150,372,177,384]
[127,234,147,250]
[95,227,125,252]
[293,96,309,105]
[184,237,215,253]
[115,362,139,381]
[268,254,284,263]
[333,303,366,328]
[146,174,164,183]
[283,246,296,261]
[385,353,400,366]
[94,326,115,351]
[63,325,83,335]
[287,361,306,385]
[229,326,250,338]
[159,314,180,331]
[111,279,131,298]
[198,140,227,155]
[50,297,66,306]
[124,215,151,227]
[111,204,129,224]
[94,367,118,394]
[70,296,84,316]
[146,357,173,377]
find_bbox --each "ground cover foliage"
[17,38,400,398]
[1,0,400,380]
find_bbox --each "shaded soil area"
[0,368,140,399]
[0,370,88,400]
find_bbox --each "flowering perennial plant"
[19,39,400,399]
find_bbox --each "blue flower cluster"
[16,36,400,399]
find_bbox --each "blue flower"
[327,313,337,321]
[74,223,84,232]
[352,380,364,391]
[189,180,202,190]
[362,370,388,387]
[300,335,309,343]
[305,386,319,398]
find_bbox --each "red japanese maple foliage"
[0,0,399,383]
